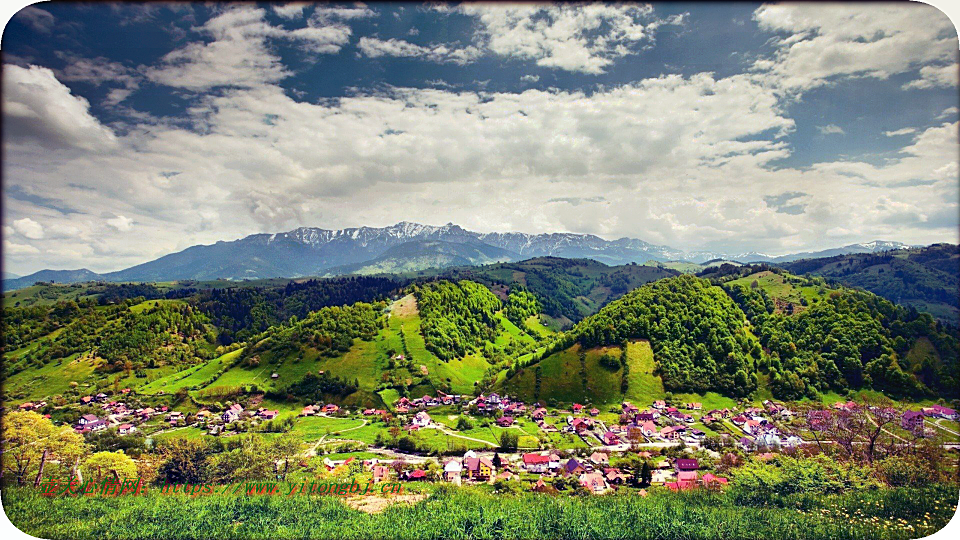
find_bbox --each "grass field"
[6,484,954,540]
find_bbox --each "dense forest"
[193,276,402,344]
[723,277,959,400]
[414,280,502,360]
[555,275,760,397]
[239,301,384,363]
[443,257,678,325]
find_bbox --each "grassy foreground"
[2,485,957,540]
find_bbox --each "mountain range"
[2,221,916,290]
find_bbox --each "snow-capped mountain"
[2,222,921,289]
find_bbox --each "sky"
[2,2,959,275]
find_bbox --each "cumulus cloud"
[903,63,960,90]
[12,217,44,239]
[2,64,116,151]
[459,4,683,74]
[106,215,134,231]
[145,6,352,90]
[272,3,309,19]
[358,37,482,64]
[752,3,958,92]
[3,240,40,256]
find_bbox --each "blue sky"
[2,2,959,274]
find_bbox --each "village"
[14,388,960,496]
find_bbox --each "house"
[80,396,93,405]
[930,405,958,420]
[902,410,925,431]
[531,478,552,493]
[602,431,620,445]
[589,408,600,417]
[653,400,666,409]
[579,472,609,494]
[685,402,702,410]
[563,458,585,476]
[301,405,318,417]
[259,409,278,420]
[78,414,100,426]
[404,469,427,481]
[522,453,551,473]
[677,471,698,484]
[464,457,495,480]
[497,416,515,427]
[636,411,657,422]
[676,458,699,472]
[572,403,584,413]
[589,452,609,466]
[18,402,36,411]
[118,423,136,435]
[322,404,340,414]
[411,411,432,428]
[443,460,463,484]
[531,407,547,420]
[603,467,631,485]
[660,426,681,440]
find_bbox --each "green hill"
[779,244,959,323]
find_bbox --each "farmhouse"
[522,453,550,473]
[464,457,494,481]
[901,410,925,431]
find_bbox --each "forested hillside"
[779,244,959,323]
[442,257,678,327]
[720,270,958,400]
[2,256,957,410]
[414,280,503,360]
[550,275,760,397]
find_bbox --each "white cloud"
[312,5,376,21]
[521,74,540,82]
[938,106,959,120]
[56,55,142,105]
[106,215,134,232]
[12,218,44,239]
[903,63,960,90]
[3,240,40,256]
[14,6,55,33]
[752,3,958,92]
[459,4,682,74]
[272,3,308,19]
[884,127,916,137]
[358,37,482,65]
[145,6,352,90]
[816,124,845,135]
[2,64,116,151]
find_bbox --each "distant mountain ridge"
[2,221,921,290]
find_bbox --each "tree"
[82,451,137,483]
[498,431,518,451]
[2,411,87,485]
[158,437,213,484]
